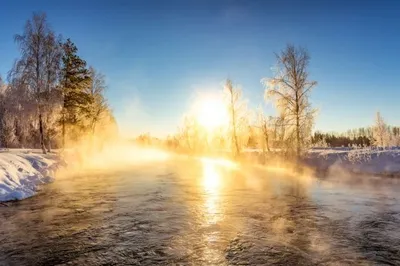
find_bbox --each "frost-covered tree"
[270,112,294,154]
[263,44,317,157]
[11,13,62,153]
[43,31,62,152]
[390,135,400,147]
[87,67,108,135]
[224,79,248,157]
[178,115,200,153]
[4,77,36,148]
[246,126,258,148]
[372,111,390,147]
[208,126,228,151]
[0,15,116,151]
[256,107,271,154]
[0,112,16,148]
[0,79,14,147]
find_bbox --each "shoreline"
[0,150,63,202]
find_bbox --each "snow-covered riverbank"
[304,147,400,177]
[0,150,62,202]
[240,147,400,177]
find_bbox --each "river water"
[1,156,400,265]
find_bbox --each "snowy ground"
[304,147,400,176]
[0,149,61,202]
[241,147,400,177]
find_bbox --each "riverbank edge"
[0,151,65,203]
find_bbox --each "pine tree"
[60,39,92,147]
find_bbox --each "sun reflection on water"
[203,160,221,192]
[201,158,225,225]
[200,158,226,264]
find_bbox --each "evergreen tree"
[60,39,92,147]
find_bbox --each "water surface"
[1,157,399,265]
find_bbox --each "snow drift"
[0,150,61,202]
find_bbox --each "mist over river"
[1,156,399,265]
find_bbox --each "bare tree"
[43,31,62,152]
[179,115,200,153]
[4,77,36,148]
[224,79,247,158]
[12,13,58,154]
[87,67,109,135]
[263,44,317,157]
[0,111,16,148]
[256,107,271,156]
[0,78,13,148]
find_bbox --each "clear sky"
[1,0,400,137]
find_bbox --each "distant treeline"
[311,125,400,147]
[137,121,400,151]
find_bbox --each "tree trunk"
[45,115,51,153]
[233,127,240,157]
[47,140,52,153]
[62,111,65,149]
[295,92,300,158]
[261,133,266,164]
[231,94,240,158]
[296,114,300,157]
[264,124,271,152]
[265,134,270,152]
[39,112,47,154]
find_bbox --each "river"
[1,156,399,265]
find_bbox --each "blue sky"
[1,0,400,136]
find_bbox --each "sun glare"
[194,97,228,130]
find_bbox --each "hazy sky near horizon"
[1,0,400,136]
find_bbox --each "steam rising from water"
[61,141,170,175]
[4,143,400,265]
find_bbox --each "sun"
[194,96,228,130]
